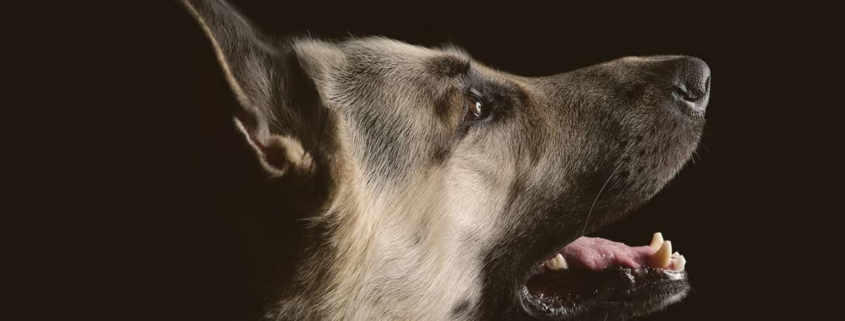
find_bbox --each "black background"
[37,1,837,321]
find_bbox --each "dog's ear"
[181,0,320,177]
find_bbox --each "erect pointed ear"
[181,0,315,177]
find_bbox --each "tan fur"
[182,2,706,320]
[273,42,504,320]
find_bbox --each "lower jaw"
[519,266,690,320]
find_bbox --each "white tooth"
[649,232,664,251]
[649,240,672,268]
[544,256,555,269]
[670,252,679,270]
[672,255,687,272]
[546,253,569,270]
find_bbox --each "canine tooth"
[546,253,568,270]
[672,255,687,272]
[649,240,672,268]
[649,232,664,251]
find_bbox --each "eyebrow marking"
[428,56,471,78]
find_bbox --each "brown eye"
[465,95,486,121]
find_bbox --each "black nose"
[670,57,710,113]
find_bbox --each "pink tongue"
[559,236,656,271]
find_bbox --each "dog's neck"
[261,163,486,320]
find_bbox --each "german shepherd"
[180,0,711,320]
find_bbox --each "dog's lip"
[518,267,690,321]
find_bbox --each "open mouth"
[520,233,690,320]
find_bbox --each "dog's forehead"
[338,37,472,71]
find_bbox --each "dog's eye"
[465,95,489,122]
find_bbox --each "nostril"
[673,83,702,102]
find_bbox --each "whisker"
[580,143,633,237]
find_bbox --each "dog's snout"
[669,57,710,114]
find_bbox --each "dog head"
[183,1,710,320]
